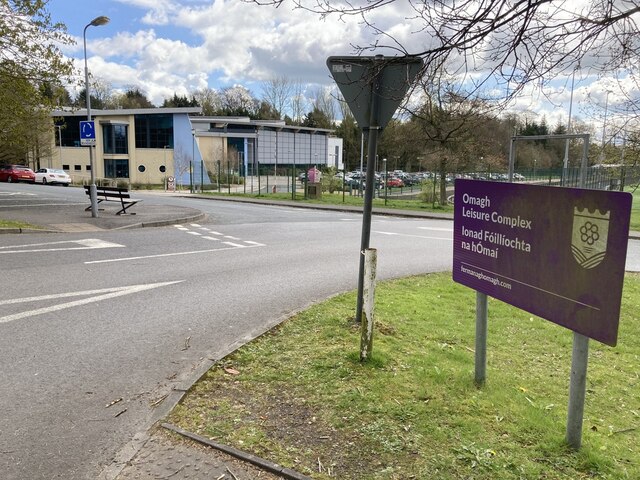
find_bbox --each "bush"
[417,180,438,204]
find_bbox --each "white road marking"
[0,202,85,208]
[0,238,125,254]
[418,227,454,232]
[0,281,183,325]
[172,224,265,248]
[374,231,452,241]
[84,244,264,264]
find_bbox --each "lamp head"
[90,16,110,27]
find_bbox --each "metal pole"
[475,291,488,385]
[508,137,515,182]
[191,131,195,193]
[383,158,388,206]
[566,333,589,449]
[83,17,110,217]
[566,153,590,449]
[56,125,62,169]
[562,67,577,185]
[356,57,383,325]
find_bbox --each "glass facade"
[55,118,82,147]
[102,124,128,154]
[135,114,174,148]
[104,158,129,178]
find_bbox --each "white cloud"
[62,0,638,127]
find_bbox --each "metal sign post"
[327,55,423,324]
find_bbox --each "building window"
[103,124,128,154]
[138,165,146,173]
[135,114,173,149]
[159,165,166,173]
[104,159,130,178]
[74,165,82,171]
[86,165,91,171]
[62,164,70,170]
[55,118,82,147]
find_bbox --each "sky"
[48,0,635,137]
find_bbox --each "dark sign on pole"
[327,56,423,130]
[452,179,632,346]
[327,55,423,325]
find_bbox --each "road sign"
[327,56,423,129]
[452,179,632,346]
[80,121,96,146]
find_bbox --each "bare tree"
[173,145,192,190]
[311,86,338,125]
[261,75,293,119]
[249,0,640,115]
[290,79,308,124]
[411,68,493,204]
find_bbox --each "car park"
[0,164,36,183]
[35,168,71,186]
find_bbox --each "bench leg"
[116,200,138,215]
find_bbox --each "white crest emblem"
[571,207,610,269]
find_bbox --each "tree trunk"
[439,157,448,205]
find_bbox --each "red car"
[0,165,36,183]
[386,177,405,188]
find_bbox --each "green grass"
[203,190,454,214]
[0,219,41,229]
[169,273,640,479]
[628,188,640,231]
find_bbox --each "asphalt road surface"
[1,184,455,479]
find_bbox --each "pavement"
[2,192,639,480]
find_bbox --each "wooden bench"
[84,185,140,215]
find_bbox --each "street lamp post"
[55,125,62,169]
[191,129,195,193]
[83,15,109,218]
[600,91,611,164]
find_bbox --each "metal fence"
[504,166,640,191]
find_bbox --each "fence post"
[360,248,378,362]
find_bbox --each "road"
[0,184,455,479]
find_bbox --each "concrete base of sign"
[306,183,322,199]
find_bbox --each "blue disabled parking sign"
[80,121,96,146]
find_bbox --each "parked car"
[386,177,405,188]
[0,165,36,183]
[34,168,71,186]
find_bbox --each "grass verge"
[168,272,640,479]
[629,188,640,231]
[0,219,42,229]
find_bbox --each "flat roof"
[51,107,202,117]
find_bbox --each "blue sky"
[46,0,632,136]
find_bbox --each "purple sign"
[452,179,632,346]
